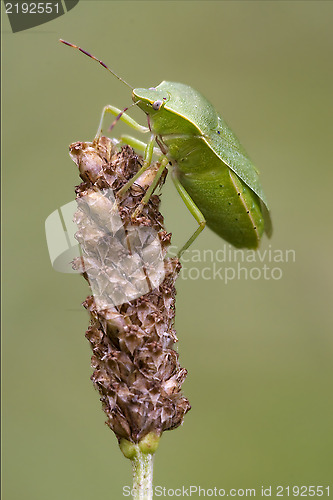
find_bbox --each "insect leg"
[171,172,206,257]
[120,135,161,156]
[95,105,149,138]
[132,157,169,218]
[119,135,148,152]
[117,135,156,197]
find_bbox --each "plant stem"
[132,450,154,500]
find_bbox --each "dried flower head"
[69,136,190,448]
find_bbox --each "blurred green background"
[3,1,333,498]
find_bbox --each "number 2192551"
[276,485,330,496]
[5,2,60,14]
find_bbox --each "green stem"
[131,451,154,500]
[119,433,160,499]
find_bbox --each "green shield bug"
[60,40,272,256]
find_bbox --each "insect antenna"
[59,39,133,90]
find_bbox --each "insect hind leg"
[171,171,206,257]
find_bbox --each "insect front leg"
[171,171,206,257]
[117,134,157,197]
[95,105,149,138]
[119,135,161,156]
[119,135,148,153]
[131,156,169,219]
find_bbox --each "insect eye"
[152,100,163,110]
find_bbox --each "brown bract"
[69,137,190,443]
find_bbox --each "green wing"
[205,113,270,210]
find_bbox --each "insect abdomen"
[163,133,264,248]
[176,164,264,249]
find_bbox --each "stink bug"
[60,40,272,256]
